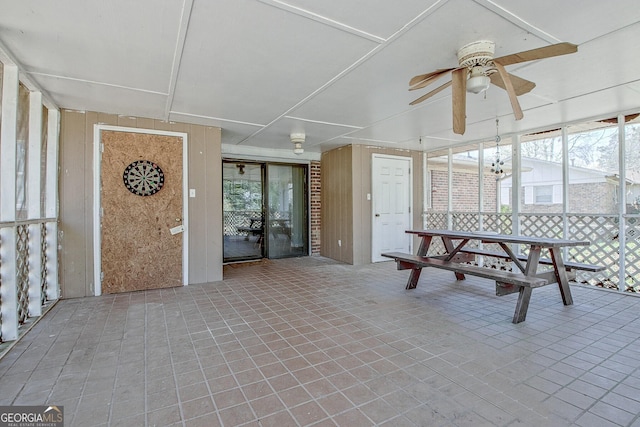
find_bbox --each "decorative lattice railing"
[424,211,637,292]
[224,210,290,236]
[223,210,262,235]
[0,220,58,343]
[625,216,640,292]
[41,223,49,306]
[16,225,30,324]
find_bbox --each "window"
[534,185,553,204]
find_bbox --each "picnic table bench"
[382,229,604,323]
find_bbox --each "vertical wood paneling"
[353,145,370,265]
[58,110,223,297]
[116,116,137,128]
[187,124,207,284]
[136,117,155,130]
[84,111,98,296]
[205,126,223,282]
[59,110,89,297]
[96,112,118,126]
[322,144,423,266]
[320,146,353,263]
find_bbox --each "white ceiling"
[2,0,640,154]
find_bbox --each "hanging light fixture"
[290,132,305,155]
[491,119,504,175]
[466,66,491,94]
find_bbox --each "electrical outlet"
[338,239,342,247]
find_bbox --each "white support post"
[1,64,19,222]
[45,109,60,219]
[0,227,19,341]
[447,148,453,229]
[511,134,521,236]
[28,91,43,220]
[422,152,427,228]
[28,223,43,316]
[618,114,627,292]
[478,142,484,229]
[45,222,60,300]
[561,126,570,259]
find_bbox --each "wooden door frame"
[371,153,413,263]
[92,125,189,296]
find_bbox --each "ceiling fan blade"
[409,68,455,91]
[451,68,467,135]
[409,80,452,106]
[494,42,577,67]
[489,72,536,96]
[409,68,452,87]
[494,63,523,120]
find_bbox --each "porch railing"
[223,210,263,235]
[0,219,59,344]
[223,210,290,236]
[424,211,637,292]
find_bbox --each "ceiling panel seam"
[235,0,452,146]
[26,72,168,96]
[164,0,195,121]
[284,116,363,130]
[171,111,264,128]
[256,0,386,43]
[472,0,561,44]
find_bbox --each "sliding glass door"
[223,162,264,262]
[223,161,308,262]
[266,164,308,258]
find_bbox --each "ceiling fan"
[409,40,578,135]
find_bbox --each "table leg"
[549,247,573,305]
[513,287,533,323]
[406,235,432,289]
[442,237,465,280]
[512,245,541,323]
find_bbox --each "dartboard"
[123,160,165,196]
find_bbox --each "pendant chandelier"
[491,118,504,175]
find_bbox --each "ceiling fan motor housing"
[457,40,495,68]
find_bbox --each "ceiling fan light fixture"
[467,74,491,94]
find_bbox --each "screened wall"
[0,59,60,346]
[424,113,640,292]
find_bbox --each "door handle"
[375,214,380,217]
[176,218,182,222]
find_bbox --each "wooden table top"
[406,229,590,248]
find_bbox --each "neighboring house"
[425,155,640,215]
[501,157,639,214]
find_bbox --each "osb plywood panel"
[101,130,183,293]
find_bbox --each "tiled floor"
[2,256,640,426]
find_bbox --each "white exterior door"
[371,154,412,262]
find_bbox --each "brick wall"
[430,169,498,211]
[310,161,321,254]
[521,182,617,214]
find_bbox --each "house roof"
[1,1,639,154]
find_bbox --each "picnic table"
[237,216,264,243]
[382,229,604,323]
